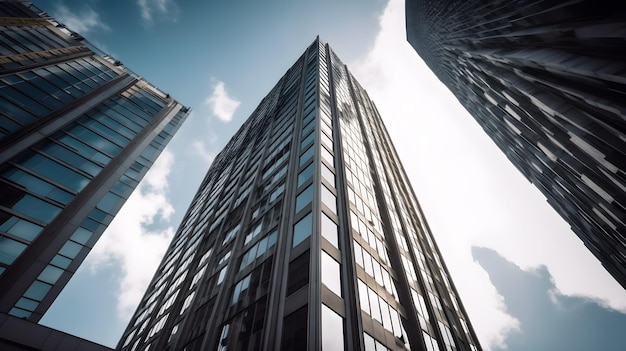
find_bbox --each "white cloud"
[192,140,217,164]
[137,0,180,25]
[351,0,626,349]
[85,150,176,318]
[54,4,110,33]
[205,80,241,122]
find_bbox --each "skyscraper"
[0,0,189,326]
[118,38,480,351]
[406,1,626,288]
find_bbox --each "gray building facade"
[0,0,189,325]
[406,1,626,288]
[118,39,480,351]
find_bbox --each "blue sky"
[32,0,626,349]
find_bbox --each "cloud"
[192,140,217,164]
[54,3,110,33]
[85,150,176,318]
[350,0,626,349]
[137,0,180,25]
[473,247,626,351]
[205,80,241,122]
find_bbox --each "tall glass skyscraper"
[406,1,626,288]
[118,38,480,351]
[0,0,189,327]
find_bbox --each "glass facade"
[406,0,626,289]
[0,0,189,322]
[118,38,480,351]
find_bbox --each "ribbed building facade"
[118,39,480,351]
[406,1,626,287]
[0,0,189,326]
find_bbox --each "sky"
[32,0,626,349]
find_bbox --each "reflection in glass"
[321,213,338,248]
[322,304,344,351]
[321,251,341,296]
[293,212,312,247]
[298,163,314,186]
[295,185,313,213]
[321,185,336,214]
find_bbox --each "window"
[0,236,27,265]
[321,145,333,166]
[299,146,314,166]
[287,252,309,295]
[0,215,43,242]
[232,274,250,304]
[298,163,314,186]
[321,213,338,248]
[321,251,341,297]
[295,185,313,213]
[217,324,230,351]
[293,212,312,247]
[217,266,227,285]
[282,306,308,351]
[321,185,336,214]
[322,304,344,351]
[321,163,335,187]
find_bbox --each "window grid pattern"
[2,77,184,319]
[118,38,480,351]
[119,48,308,349]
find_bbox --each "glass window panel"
[297,163,314,186]
[363,333,376,351]
[24,280,51,301]
[380,296,392,331]
[321,185,336,214]
[302,120,315,138]
[9,307,31,319]
[293,212,312,248]
[295,185,313,213]
[368,288,382,322]
[321,146,333,166]
[0,236,27,265]
[287,252,309,295]
[50,254,71,269]
[300,130,315,148]
[267,231,277,247]
[358,280,370,315]
[40,142,102,177]
[4,168,54,196]
[354,242,364,267]
[12,194,61,224]
[321,304,344,351]
[16,297,38,311]
[69,125,122,157]
[98,192,121,213]
[38,265,64,284]
[217,266,227,285]
[321,251,341,297]
[70,227,93,245]
[364,252,374,276]
[22,153,90,192]
[57,133,111,165]
[282,306,308,351]
[321,163,335,187]
[5,218,43,242]
[321,131,333,149]
[257,237,268,256]
[375,340,387,351]
[59,241,82,258]
[321,213,338,248]
[299,146,314,166]
[390,308,403,338]
[47,188,74,205]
